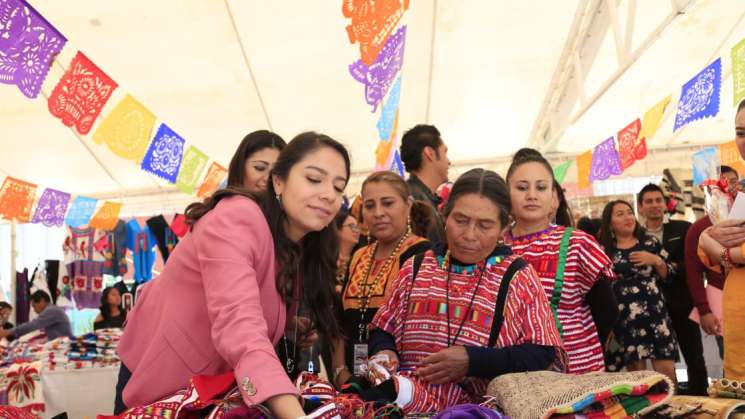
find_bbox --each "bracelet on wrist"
[721,247,734,269]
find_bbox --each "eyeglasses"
[343,223,360,233]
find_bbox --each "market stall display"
[0,329,122,418]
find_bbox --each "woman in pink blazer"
[116,132,350,419]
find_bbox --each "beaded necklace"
[356,230,410,342]
[440,250,488,346]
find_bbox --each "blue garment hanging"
[125,219,157,283]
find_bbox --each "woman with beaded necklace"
[365,169,564,414]
[331,171,431,388]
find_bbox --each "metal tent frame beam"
[528,0,695,152]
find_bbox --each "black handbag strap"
[488,257,527,347]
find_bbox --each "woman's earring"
[407,214,412,234]
[276,193,281,204]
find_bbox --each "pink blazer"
[117,196,297,407]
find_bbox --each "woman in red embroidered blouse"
[368,169,564,414]
[504,148,618,375]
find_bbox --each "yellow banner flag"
[638,95,671,141]
[88,201,123,230]
[93,95,156,162]
[576,150,593,190]
[719,140,745,176]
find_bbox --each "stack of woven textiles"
[67,333,99,369]
[0,331,48,367]
[95,328,122,367]
[41,337,71,371]
[34,329,122,370]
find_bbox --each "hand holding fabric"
[364,351,399,385]
[417,346,469,385]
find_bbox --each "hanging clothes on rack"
[15,269,30,325]
[114,280,143,312]
[146,215,179,262]
[169,213,188,238]
[60,226,107,310]
[44,260,60,305]
[126,219,157,283]
[30,265,51,296]
[100,220,128,277]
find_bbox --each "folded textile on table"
[486,370,673,419]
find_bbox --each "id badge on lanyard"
[353,343,368,376]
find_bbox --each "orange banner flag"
[0,177,37,222]
[719,140,745,177]
[576,151,593,190]
[197,162,228,199]
[89,201,123,230]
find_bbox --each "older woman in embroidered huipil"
[367,169,565,415]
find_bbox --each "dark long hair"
[360,171,432,238]
[227,130,286,188]
[185,132,349,340]
[99,287,125,321]
[597,200,646,255]
[553,179,574,227]
[443,168,511,227]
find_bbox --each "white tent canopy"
[2,0,745,216]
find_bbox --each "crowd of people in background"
[106,101,745,418]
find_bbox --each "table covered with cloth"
[0,329,122,418]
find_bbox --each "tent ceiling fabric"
[2,0,745,213]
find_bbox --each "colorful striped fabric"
[552,381,668,416]
[506,225,615,374]
[487,370,673,419]
[371,248,565,413]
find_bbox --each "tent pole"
[223,0,273,131]
[424,0,438,123]
[10,219,16,322]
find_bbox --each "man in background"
[638,183,707,395]
[400,124,450,243]
[0,302,13,330]
[0,290,72,340]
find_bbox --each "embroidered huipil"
[59,226,106,310]
[505,225,614,374]
[371,249,564,412]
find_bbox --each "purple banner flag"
[31,188,71,227]
[0,0,67,98]
[349,25,406,112]
[589,137,623,181]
